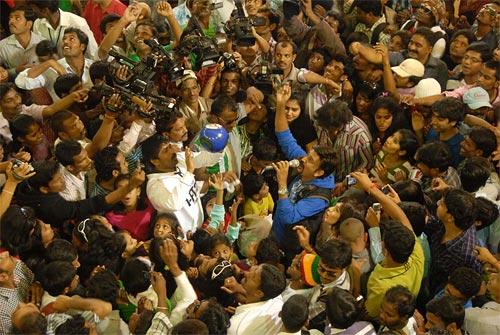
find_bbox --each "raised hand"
[7,161,36,184]
[156,1,174,17]
[209,173,224,191]
[275,83,291,106]
[129,167,146,188]
[411,111,425,132]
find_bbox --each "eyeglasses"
[77,218,90,243]
[211,260,232,280]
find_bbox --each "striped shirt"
[370,150,413,183]
[318,116,373,181]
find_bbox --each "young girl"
[368,95,410,155]
[285,91,317,152]
[8,114,51,161]
[242,173,274,217]
[371,129,419,185]
[105,174,155,242]
[150,212,182,240]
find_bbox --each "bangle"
[2,189,14,195]
[157,307,168,310]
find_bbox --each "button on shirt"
[0,32,44,77]
[59,166,87,201]
[425,216,482,295]
[15,57,94,101]
[32,9,98,60]
[0,260,34,334]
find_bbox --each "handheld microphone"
[261,159,300,174]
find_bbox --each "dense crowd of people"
[0,0,499,334]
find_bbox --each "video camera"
[248,60,283,95]
[224,0,267,46]
[92,81,177,121]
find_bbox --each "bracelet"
[2,189,14,195]
[157,307,168,310]
[278,187,289,196]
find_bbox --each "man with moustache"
[0,5,44,80]
[15,28,94,101]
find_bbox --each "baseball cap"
[175,69,197,88]
[414,78,441,99]
[463,87,492,110]
[391,59,425,78]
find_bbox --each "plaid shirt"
[318,116,373,181]
[0,260,34,334]
[146,312,173,335]
[425,216,482,295]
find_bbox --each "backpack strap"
[297,184,332,203]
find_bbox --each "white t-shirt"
[146,168,203,237]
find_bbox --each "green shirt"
[365,238,425,317]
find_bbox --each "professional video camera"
[109,39,184,89]
[219,52,237,70]
[224,0,266,46]
[177,33,222,69]
[248,59,283,95]
[92,81,177,121]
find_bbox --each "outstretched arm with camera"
[85,94,120,158]
[0,162,35,217]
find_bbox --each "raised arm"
[374,44,399,99]
[42,88,89,119]
[98,6,139,59]
[85,94,121,158]
[156,1,182,46]
[275,83,291,133]
[351,172,413,232]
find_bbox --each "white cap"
[414,78,441,99]
[391,59,425,78]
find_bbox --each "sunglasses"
[211,260,232,280]
[77,218,90,243]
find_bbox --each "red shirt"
[83,0,126,43]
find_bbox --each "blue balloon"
[199,124,228,153]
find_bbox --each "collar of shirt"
[234,295,282,314]
[58,57,93,74]
[4,33,43,49]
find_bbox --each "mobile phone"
[347,175,357,186]
[13,159,34,172]
[372,202,381,212]
[381,185,390,194]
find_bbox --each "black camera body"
[251,62,283,95]
[224,0,267,46]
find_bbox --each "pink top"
[105,201,156,241]
[444,85,500,108]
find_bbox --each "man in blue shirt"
[272,83,336,261]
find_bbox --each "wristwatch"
[278,187,289,196]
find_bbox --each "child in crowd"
[243,172,274,217]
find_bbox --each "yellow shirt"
[365,238,425,317]
[243,194,275,217]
